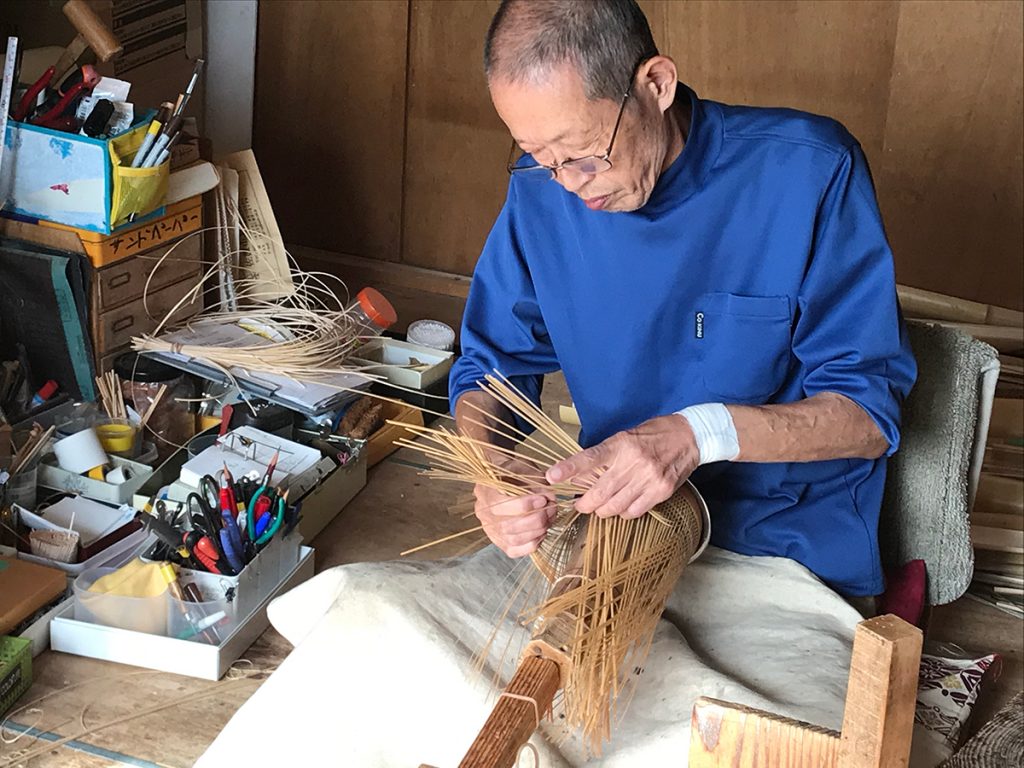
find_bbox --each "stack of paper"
[148,322,370,416]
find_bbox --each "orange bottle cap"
[356,287,397,330]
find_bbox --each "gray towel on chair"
[879,321,998,605]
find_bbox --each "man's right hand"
[474,457,556,558]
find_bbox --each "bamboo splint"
[443,614,921,768]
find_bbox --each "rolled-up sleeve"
[449,183,560,422]
[794,144,917,455]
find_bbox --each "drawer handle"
[108,272,132,288]
[112,316,134,333]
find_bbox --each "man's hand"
[546,414,699,519]
[474,456,557,558]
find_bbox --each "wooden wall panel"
[874,0,1024,312]
[252,0,1022,311]
[642,0,900,158]
[400,0,509,276]
[253,0,408,261]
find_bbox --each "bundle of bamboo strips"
[130,205,385,388]
[396,373,707,755]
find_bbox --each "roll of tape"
[105,465,133,485]
[53,428,108,475]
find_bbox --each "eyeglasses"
[506,65,639,180]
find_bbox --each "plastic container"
[347,287,397,337]
[136,441,159,467]
[115,352,196,463]
[74,567,169,635]
[169,572,240,644]
[7,465,38,510]
[406,319,456,351]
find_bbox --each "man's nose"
[554,166,593,194]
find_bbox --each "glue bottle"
[346,287,397,337]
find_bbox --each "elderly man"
[448,0,916,599]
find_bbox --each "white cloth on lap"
[196,546,862,767]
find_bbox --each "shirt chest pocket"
[695,292,793,402]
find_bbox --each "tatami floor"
[2,375,1021,767]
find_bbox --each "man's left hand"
[545,414,700,518]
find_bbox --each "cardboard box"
[0,195,204,269]
[50,545,314,680]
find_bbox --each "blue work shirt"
[449,84,917,596]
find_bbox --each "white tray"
[50,545,314,680]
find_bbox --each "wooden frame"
[435,614,922,768]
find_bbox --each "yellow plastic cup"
[96,419,139,457]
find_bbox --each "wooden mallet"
[51,0,122,87]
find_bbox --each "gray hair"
[484,0,659,102]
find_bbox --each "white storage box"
[38,454,154,505]
[351,338,453,390]
[51,545,314,680]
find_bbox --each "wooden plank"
[689,697,840,767]
[975,474,1024,517]
[990,399,1024,441]
[253,0,409,261]
[459,655,560,768]
[402,0,508,276]
[290,244,471,299]
[875,1,1024,312]
[984,444,1024,480]
[838,615,922,768]
[897,285,1024,327]
[291,245,469,338]
[972,525,1024,554]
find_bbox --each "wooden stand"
[458,655,561,768]
[438,614,921,768]
[690,615,922,768]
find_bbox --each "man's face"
[490,63,672,213]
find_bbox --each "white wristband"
[677,403,740,465]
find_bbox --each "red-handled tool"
[13,66,54,122]
[32,64,99,128]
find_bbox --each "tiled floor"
[2,374,1020,766]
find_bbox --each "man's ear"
[638,55,678,114]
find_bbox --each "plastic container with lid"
[347,287,397,337]
[114,352,196,462]
[406,319,456,352]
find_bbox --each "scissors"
[188,475,243,574]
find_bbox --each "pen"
[174,58,205,118]
[131,104,171,168]
[141,114,183,168]
[151,130,182,167]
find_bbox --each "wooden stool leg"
[458,655,561,768]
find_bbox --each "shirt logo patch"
[695,311,704,339]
